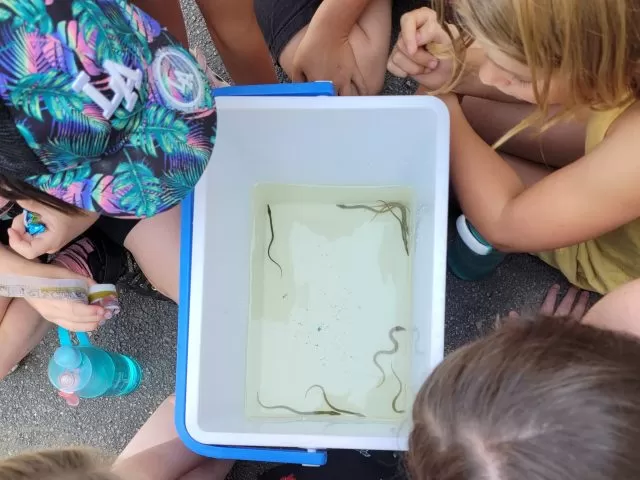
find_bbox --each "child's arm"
[389,8,524,103]
[441,94,640,252]
[0,243,43,276]
[412,46,525,103]
[292,0,374,95]
[0,245,106,330]
[131,0,276,84]
[7,200,99,260]
[195,0,277,85]
[584,278,640,337]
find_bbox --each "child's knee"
[351,40,388,94]
[278,27,307,76]
[0,297,12,321]
[362,64,386,95]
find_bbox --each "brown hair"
[0,449,118,480]
[434,0,640,144]
[0,175,82,215]
[407,315,640,480]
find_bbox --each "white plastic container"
[180,94,449,456]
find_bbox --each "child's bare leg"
[118,395,179,459]
[116,395,233,480]
[279,0,392,94]
[123,206,180,303]
[501,152,554,187]
[0,298,50,379]
[347,0,393,94]
[461,96,586,167]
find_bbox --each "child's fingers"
[540,284,560,315]
[555,287,579,317]
[388,47,426,77]
[571,291,590,321]
[16,234,51,259]
[415,20,451,49]
[411,47,439,71]
[400,7,437,55]
[9,215,53,258]
[69,302,105,319]
[56,318,100,333]
[351,68,368,97]
[402,7,452,51]
[7,227,38,259]
[27,299,107,332]
[68,303,108,329]
[387,53,408,78]
[10,210,24,227]
[395,36,439,70]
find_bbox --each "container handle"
[75,332,92,346]
[57,327,92,347]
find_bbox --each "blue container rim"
[174,82,335,465]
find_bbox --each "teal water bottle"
[48,328,142,406]
[448,214,506,280]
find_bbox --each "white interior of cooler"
[184,95,449,451]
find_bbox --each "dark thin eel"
[379,201,409,256]
[337,202,410,256]
[391,364,406,414]
[266,205,283,277]
[256,392,340,416]
[305,384,366,418]
[336,203,383,214]
[373,326,407,387]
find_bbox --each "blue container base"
[175,81,336,466]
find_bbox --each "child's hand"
[8,200,99,259]
[387,7,454,90]
[24,263,109,332]
[538,285,590,320]
[292,26,367,96]
[509,285,591,321]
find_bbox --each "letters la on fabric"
[0,0,217,218]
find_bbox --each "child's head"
[446,0,639,120]
[407,315,640,480]
[0,448,117,480]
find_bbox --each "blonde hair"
[434,0,640,144]
[0,448,118,480]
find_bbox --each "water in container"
[246,184,414,422]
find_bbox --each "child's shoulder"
[605,100,640,138]
[590,99,640,152]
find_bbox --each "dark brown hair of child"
[407,314,640,480]
[0,448,118,480]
